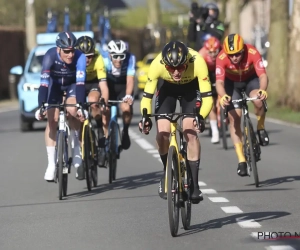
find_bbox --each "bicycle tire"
[83,126,93,191]
[57,132,64,200]
[108,122,118,184]
[220,107,228,150]
[245,118,259,187]
[91,129,98,187]
[180,144,192,230]
[167,146,180,237]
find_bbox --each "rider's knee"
[156,131,170,142]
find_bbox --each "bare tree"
[284,0,300,110]
[266,0,289,103]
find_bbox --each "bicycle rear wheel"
[108,122,118,184]
[180,145,191,230]
[245,118,259,187]
[220,107,228,150]
[167,146,180,237]
[83,126,93,191]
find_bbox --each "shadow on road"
[179,211,291,237]
[246,175,300,188]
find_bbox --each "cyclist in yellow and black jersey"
[77,36,110,171]
[139,41,213,203]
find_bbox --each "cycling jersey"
[216,44,266,82]
[198,47,220,72]
[103,52,135,84]
[86,50,107,83]
[140,48,213,119]
[38,47,86,106]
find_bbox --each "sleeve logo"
[189,55,196,63]
[40,73,49,78]
[218,53,226,60]
[216,66,225,76]
[76,70,85,78]
[256,59,265,70]
[249,48,257,55]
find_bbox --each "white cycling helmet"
[107,39,127,54]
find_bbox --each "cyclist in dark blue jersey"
[35,31,87,182]
[102,39,135,150]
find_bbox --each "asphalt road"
[0,101,299,250]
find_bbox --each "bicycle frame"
[81,106,96,161]
[108,104,120,154]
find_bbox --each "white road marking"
[147,149,158,153]
[208,197,229,203]
[134,138,155,150]
[265,246,296,250]
[236,219,261,228]
[201,189,217,194]
[198,181,207,186]
[152,154,161,158]
[221,206,243,213]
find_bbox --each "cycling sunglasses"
[111,53,126,60]
[165,64,187,73]
[86,54,94,59]
[208,50,220,57]
[228,50,244,58]
[62,49,75,54]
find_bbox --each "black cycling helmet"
[77,36,95,55]
[162,41,188,67]
[56,31,77,49]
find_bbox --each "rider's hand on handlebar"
[123,95,134,105]
[193,114,205,133]
[77,109,88,122]
[220,94,231,108]
[138,117,152,135]
[257,89,268,101]
[35,108,46,121]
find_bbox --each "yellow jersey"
[86,50,107,82]
[140,48,213,118]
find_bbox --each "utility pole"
[229,0,240,34]
[25,0,37,52]
[147,0,161,27]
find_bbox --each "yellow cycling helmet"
[223,34,244,55]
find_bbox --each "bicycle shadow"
[246,175,300,188]
[67,170,162,199]
[179,211,291,237]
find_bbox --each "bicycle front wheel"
[57,132,65,200]
[83,126,93,191]
[245,118,259,187]
[91,129,98,187]
[108,122,118,184]
[167,146,180,237]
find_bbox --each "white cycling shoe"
[44,165,55,181]
[211,132,220,144]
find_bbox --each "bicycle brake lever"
[142,108,148,131]
[99,98,106,109]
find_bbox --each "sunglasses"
[62,49,75,54]
[111,54,126,60]
[165,64,187,73]
[208,50,219,57]
[86,55,94,59]
[228,51,243,58]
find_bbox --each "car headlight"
[23,83,40,92]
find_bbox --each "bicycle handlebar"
[141,107,201,132]
[39,102,85,118]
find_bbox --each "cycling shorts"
[154,78,201,120]
[48,83,76,104]
[208,71,217,97]
[224,76,260,111]
[85,82,100,95]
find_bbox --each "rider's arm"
[95,55,109,104]
[125,54,136,96]
[195,54,213,118]
[75,52,87,105]
[140,55,161,115]
[38,50,52,107]
[215,52,227,97]
[252,48,269,91]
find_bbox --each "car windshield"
[28,54,44,73]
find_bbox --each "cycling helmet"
[56,31,77,49]
[77,36,95,55]
[204,37,221,52]
[223,34,244,55]
[107,40,127,54]
[162,41,188,67]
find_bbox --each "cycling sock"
[46,146,55,167]
[210,120,218,134]
[160,153,168,171]
[188,159,200,189]
[257,114,265,130]
[234,142,246,162]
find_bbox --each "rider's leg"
[209,96,219,143]
[120,102,132,150]
[44,107,59,181]
[247,78,269,146]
